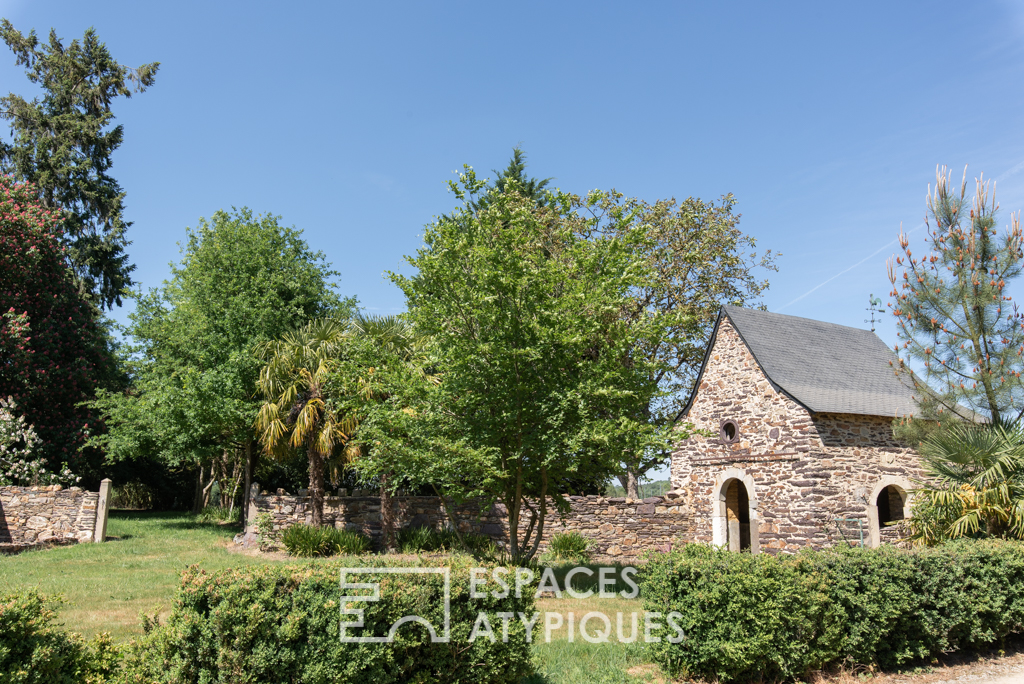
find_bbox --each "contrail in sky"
[778,159,1024,312]
[777,223,924,312]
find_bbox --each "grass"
[0,510,283,640]
[0,511,666,682]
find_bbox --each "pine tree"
[889,166,1024,424]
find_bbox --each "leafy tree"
[591,192,777,496]
[889,166,1024,427]
[909,422,1024,544]
[89,209,350,512]
[256,319,357,526]
[0,21,159,309]
[0,176,117,476]
[387,168,670,561]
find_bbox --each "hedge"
[0,589,118,684]
[113,555,534,684]
[640,540,1024,682]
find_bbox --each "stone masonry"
[0,485,101,547]
[671,317,922,553]
[250,490,691,560]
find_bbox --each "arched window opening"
[720,419,739,443]
[725,478,751,551]
[876,485,905,525]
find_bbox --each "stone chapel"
[671,305,924,553]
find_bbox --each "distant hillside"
[604,480,672,499]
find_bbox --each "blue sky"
[2,1,1024,481]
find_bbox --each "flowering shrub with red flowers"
[0,175,114,478]
[0,395,76,485]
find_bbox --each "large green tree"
[0,21,158,309]
[592,191,776,497]
[387,168,671,561]
[89,209,351,512]
[889,166,1024,425]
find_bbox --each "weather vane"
[865,294,885,332]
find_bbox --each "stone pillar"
[93,479,112,543]
[246,482,260,533]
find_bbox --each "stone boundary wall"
[0,484,106,547]
[249,489,691,559]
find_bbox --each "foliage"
[590,190,777,496]
[89,208,351,510]
[541,531,595,563]
[0,589,119,683]
[604,479,672,498]
[113,559,535,684]
[394,526,497,557]
[0,176,118,477]
[192,505,241,525]
[280,523,371,557]
[108,481,155,510]
[640,541,1024,682]
[386,167,674,561]
[256,318,357,526]
[0,21,158,309]
[888,166,1024,425]
[909,422,1024,543]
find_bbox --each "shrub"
[640,541,1024,682]
[282,523,372,557]
[0,589,118,683]
[542,531,594,563]
[109,481,156,510]
[396,525,497,557]
[113,557,535,684]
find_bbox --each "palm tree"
[912,421,1024,544]
[255,318,356,526]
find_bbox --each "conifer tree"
[888,166,1024,424]
[0,21,159,309]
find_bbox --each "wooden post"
[94,479,112,543]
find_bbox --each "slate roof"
[687,305,919,418]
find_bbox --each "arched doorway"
[724,479,751,551]
[712,468,759,554]
[876,485,906,526]
[866,477,911,548]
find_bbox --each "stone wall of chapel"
[671,317,921,552]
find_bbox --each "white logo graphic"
[339,567,451,643]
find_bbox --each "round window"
[720,419,739,443]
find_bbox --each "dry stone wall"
[250,489,690,560]
[672,316,922,553]
[0,485,99,547]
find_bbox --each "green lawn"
[0,510,282,640]
[0,511,667,683]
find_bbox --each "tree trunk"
[380,470,395,551]
[618,468,640,499]
[307,446,325,527]
[201,461,216,509]
[242,440,256,529]
[192,464,203,514]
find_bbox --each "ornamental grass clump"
[543,531,594,563]
[395,525,497,557]
[281,523,371,557]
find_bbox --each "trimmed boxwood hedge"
[640,540,1024,683]
[113,556,534,684]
